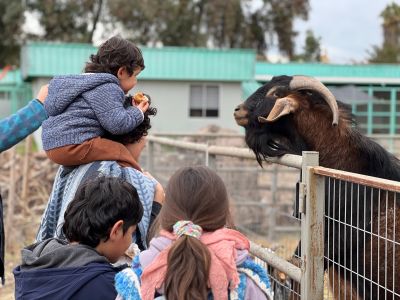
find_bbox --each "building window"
[189,85,219,117]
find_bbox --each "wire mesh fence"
[143,135,320,299]
[142,135,400,299]
[142,136,301,241]
[313,167,400,300]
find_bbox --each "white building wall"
[31,78,245,148]
[134,80,244,133]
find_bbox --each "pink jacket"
[140,236,269,300]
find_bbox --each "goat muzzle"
[234,104,248,126]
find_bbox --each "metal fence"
[144,135,325,299]
[143,134,400,299]
[311,167,400,300]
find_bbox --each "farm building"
[1,42,400,146]
[254,62,400,135]
[20,42,255,138]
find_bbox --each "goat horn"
[290,75,339,126]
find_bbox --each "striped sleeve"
[0,99,48,152]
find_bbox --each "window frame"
[189,84,220,118]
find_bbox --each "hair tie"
[173,220,202,239]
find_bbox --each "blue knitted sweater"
[41,73,143,150]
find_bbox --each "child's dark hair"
[62,176,143,248]
[105,95,157,144]
[85,35,145,77]
[160,166,233,300]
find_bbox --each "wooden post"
[146,140,154,173]
[268,164,278,241]
[21,135,32,209]
[300,151,324,300]
[5,147,17,251]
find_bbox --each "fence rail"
[146,134,399,299]
[147,135,303,168]
[146,135,320,299]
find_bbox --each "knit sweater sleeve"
[84,83,144,135]
[0,99,48,153]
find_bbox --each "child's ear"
[109,220,124,240]
[117,67,127,79]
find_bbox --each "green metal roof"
[21,42,255,82]
[242,81,261,99]
[256,62,400,85]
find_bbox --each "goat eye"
[300,90,313,97]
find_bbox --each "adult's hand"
[36,84,49,103]
[144,171,165,205]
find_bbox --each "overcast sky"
[293,0,399,64]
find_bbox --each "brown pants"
[46,137,141,170]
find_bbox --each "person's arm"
[143,172,164,225]
[0,85,48,152]
[84,83,144,135]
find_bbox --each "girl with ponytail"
[137,166,273,300]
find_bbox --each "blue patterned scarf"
[36,161,156,249]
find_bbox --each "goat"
[234,75,400,299]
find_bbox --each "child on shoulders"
[14,176,143,300]
[42,35,149,170]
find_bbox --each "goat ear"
[258,97,299,123]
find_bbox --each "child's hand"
[132,92,150,113]
[136,100,149,113]
[36,84,49,103]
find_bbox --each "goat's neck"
[296,112,400,179]
[295,112,372,173]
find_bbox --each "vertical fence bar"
[367,86,373,135]
[205,143,217,170]
[268,164,278,241]
[146,140,154,173]
[389,88,397,152]
[300,151,325,299]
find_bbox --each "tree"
[107,0,310,59]
[0,0,25,67]
[294,29,321,62]
[3,0,310,63]
[369,3,400,63]
[26,0,104,43]
[263,0,309,59]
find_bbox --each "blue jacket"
[41,73,143,150]
[0,99,47,152]
[13,238,126,300]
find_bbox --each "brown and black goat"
[234,75,400,299]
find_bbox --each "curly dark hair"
[62,176,143,248]
[105,94,157,144]
[84,35,145,77]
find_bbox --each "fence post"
[146,140,154,173]
[205,143,217,170]
[268,164,278,241]
[300,151,325,299]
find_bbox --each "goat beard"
[245,131,294,166]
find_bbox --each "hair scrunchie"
[173,220,202,239]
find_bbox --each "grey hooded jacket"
[42,73,143,150]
